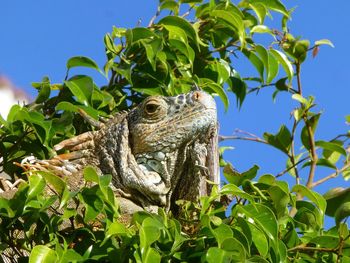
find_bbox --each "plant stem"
[296,62,303,95]
[218,135,267,144]
[288,245,337,253]
[290,119,301,184]
[312,162,350,187]
[276,157,308,178]
[296,61,318,188]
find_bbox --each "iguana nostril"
[192,91,201,101]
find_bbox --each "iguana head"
[125,91,218,207]
[128,90,217,155]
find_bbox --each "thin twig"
[290,119,301,185]
[305,119,318,188]
[312,162,350,187]
[211,42,241,53]
[275,157,308,178]
[219,135,267,144]
[288,244,337,253]
[148,5,161,27]
[181,6,194,18]
[295,62,318,188]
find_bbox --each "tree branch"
[312,162,350,187]
[275,157,308,178]
[288,244,337,253]
[148,5,161,27]
[296,62,318,188]
[219,135,267,144]
[219,130,267,144]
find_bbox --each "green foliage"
[1,168,350,262]
[0,0,349,262]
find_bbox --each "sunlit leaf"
[66,56,103,75]
[270,49,294,81]
[335,202,350,227]
[292,184,327,217]
[29,245,58,263]
[315,39,335,48]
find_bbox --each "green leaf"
[205,59,231,85]
[27,174,46,201]
[246,256,270,263]
[34,76,51,103]
[83,166,99,183]
[235,204,278,248]
[316,140,347,156]
[39,171,65,195]
[160,0,179,15]
[0,198,14,217]
[249,3,268,24]
[6,104,21,122]
[140,225,160,249]
[158,16,198,46]
[292,184,327,218]
[66,56,103,75]
[243,49,264,81]
[113,64,133,85]
[29,245,58,263]
[106,221,127,239]
[221,184,254,203]
[270,49,294,82]
[80,187,104,222]
[126,27,158,44]
[210,10,245,46]
[268,185,290,219]
[64,75,94,106]
[212,224,233,247]
[112,26,127,38]
[198,78,229,111]
[254,45,268,83]
[104,34,123,55]
[240,0,289,17]
[300,114,320,150]
[263,125,292,154]
[315,39,334,48]
[221,238,246,261]
[223,164,259,187]
[302,158,337,169]
[141,38,162,71]
[250,25,272,35]
[346,115,350,123]
[324,188,350,217]
[206,245,244,263]
[249,224,269,256]
[142,248,161,263]
[55,101,100,119]
[62,249,84,262]
[291,94,308,105]
[293,40,310,62]
[309,235,339,248]
[295,201,323,231]
[335,202,350,227]
[228,74,247,108]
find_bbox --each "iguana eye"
[144,102,159,114]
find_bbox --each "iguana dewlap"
[21,91,219,213]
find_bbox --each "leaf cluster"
[0,0,350,262]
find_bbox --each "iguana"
[1,90,219,214]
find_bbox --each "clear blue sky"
[1,1,349,223]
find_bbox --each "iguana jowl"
[19,91,219,213]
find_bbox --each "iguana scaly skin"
[7,91,219,213]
